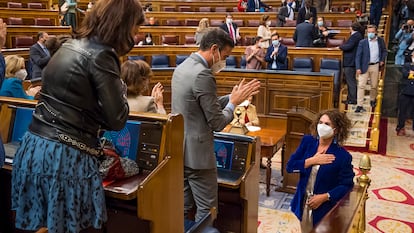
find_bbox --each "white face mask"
[146,38,152,43]
[211,49,226,73]
[15,69,28,80]
[226,18,233,24]
[238,99,250,107]
[317,123,334,139]
[266,21,271,26]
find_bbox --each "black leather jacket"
[29,38,129,153]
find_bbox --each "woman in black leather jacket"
[11,0,145,232]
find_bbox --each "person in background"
[265,33,288,70]
[121,60,166,114]
[245,36,265,70]
[257,14,272,49]
[195,18,210,46]
[313,16,331,47]
[172,28,260,223]
[287,109,354,233]
[231,95,260,126]
[237,0,248,12]
[339,22,364,105]
[394,19,414,65]
[294,13,318,47]
[0,18,6,89]
[29,31,50,80]
[219,13,241,45]
[11,0,145,232]
[370,0,385,27]
[45,34,73,57]
[297,0,317,25]
[0,55,40,99]
[355,24,388,113]
[145,16,158,26]
[64,0,78,29]
[138,33,155,46]
[277,0,295,26]
[396,51,414,136]
[246,0,272,12]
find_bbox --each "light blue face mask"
[367,32,376,39]
[272,40,279,46]
[317,21,323,27]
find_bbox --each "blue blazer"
[293,21,318,47]
[286,135,354,225]
[265,44,288,70]
[0,78,34,99]
[355,37,388,74]
[339,31,363,67]
[246,0,269,12]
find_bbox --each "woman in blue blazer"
[287,109,354,232]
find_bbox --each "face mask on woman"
[146,37,152,43]
[317,123,334,139]
[15,69,28,80]
[317,21,324,27]
[266,21,271,26]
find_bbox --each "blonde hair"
[260,15,270,26]
[196,18,209,33]
[5,55,25,78]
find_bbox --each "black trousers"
[397,93,414,130]
[344,66,357,102]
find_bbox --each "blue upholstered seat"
[292,58,313,72]
[225,56,237,68]
[176,55,189,66]
[128,55,145,61]
[240,55,246,69]
[320,58,341,106]
[151,55,169,68]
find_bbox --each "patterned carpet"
[257,118,414,233]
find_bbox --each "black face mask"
[118,35,135,56]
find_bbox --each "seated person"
[231,96,259,126]
[145,16,158,26]
[313,17,332,47]
[0,55,40,99]
[121,60,166,114]
[244,36,265,70]
[195,18,209,46]
[265,33,288,70]
[138,33,155,46]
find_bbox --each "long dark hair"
[75,0,145,55]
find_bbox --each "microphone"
[295,93,323,112]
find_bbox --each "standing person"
[63,0,78,29]
[287,109,354,233]
[265,33,288,70]
[394,20,414,65]
[245,36,265,70]
[237,0,248,12]
[121,60,166,114]
[339,22,364,105]
[195,18,210,46]
[257,14,272,49]
[171,28,260,222]
[11,0,145,232]
[355,25,388,113]
[297,0,317,25]
[277,0,295,26]
[0,18,6,89]
[293,13,318,47]
[370,0,384,27]
[29,31,50,80]
[219,13,241,45]
[246,0,272,12]
[396,51,414,136]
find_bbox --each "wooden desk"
[248,128,285,196]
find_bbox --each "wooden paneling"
[0,8,59,26]
[5,25,72,48]
[0,0,49,8]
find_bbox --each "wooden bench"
[0,0,49,9]
[0,96,186,233]
[5,25,72,48]
[0,8,59,26]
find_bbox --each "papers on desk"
[246,125,261,132]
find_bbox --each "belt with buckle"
[369,62,379,65]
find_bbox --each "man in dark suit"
[339,22,364,105]
[297,0,317,25]
[265,33,288,70]
[293,13,318,47]
[355,24,388,112]
[171,28,260,222]
[246,0,271,12]
[277,0,295,26]
[29,31,50,80]
[219,13,241,45]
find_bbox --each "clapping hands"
[229,78,260,106]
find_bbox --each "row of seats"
[161,6,277,13]
[4,1,44,8]
[6,17,52,26]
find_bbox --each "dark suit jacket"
[0,53,5,88]
[401,62,414,96]
[293,21,317,47]
[355,37,388,74]
[219,22,239,43]
[171,53,234,169]
[339,31,363,67]
[297,6,317,24]
[29,42,50,79]
[277,6,289,26]
[287,135,354,225]
[246,0,269,12]
[265,44,288,70]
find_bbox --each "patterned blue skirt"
[12,132,107,233]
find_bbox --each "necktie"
[42,46,50,56]
[244,106,250,123]
[228,24,235,42]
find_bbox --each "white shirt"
[287,6,294,20]
[368,38,380,63]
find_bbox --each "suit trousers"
[344,66,357,102]
[184,166,218,222]
[397,94,414,130]
[357,63,379,106]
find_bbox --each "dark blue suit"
[246,0,269,12]
[0,53,5,88]
[293,21,317,47]
[29,42,50,80]
[339,31,363,103]
[355,37,387,74]
[296,6,317,25]
[265,44,288,70]
[287,135,354,225]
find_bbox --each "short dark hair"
[351,22,362,32]
[199,28,235,51]
[75,0,145,56]
[121,60,153,96]
[271,32,280,39]
[37,31,46,40]
[305,12,313,20]
[253,36,262,44]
